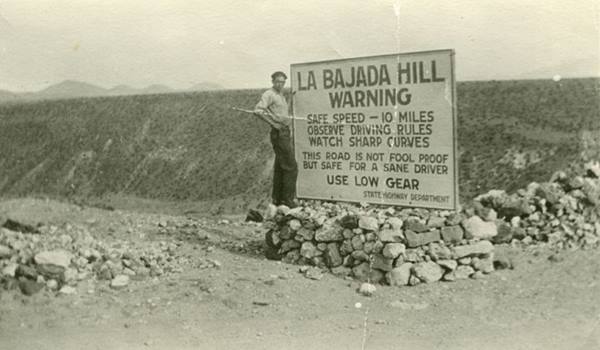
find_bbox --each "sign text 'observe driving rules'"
[291,50,458,210]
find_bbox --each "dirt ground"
[0,197,599,350]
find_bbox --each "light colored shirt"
[255,88,291,127]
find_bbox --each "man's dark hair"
[271,71,287,80]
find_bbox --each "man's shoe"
[281,200,298,209]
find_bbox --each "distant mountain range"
[0,80,224,103]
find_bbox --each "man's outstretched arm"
[254,91,287,128]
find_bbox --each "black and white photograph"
[0,1,599,349]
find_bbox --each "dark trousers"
[270,126,298,206]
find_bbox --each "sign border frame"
[290,49,459,210]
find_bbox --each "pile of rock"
[263,203,497,286]
[0,222,190,296]
[262,162,600,286]
[472,161,600,249]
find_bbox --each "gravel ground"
[0,197,599,350]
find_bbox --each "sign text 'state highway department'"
[291,50,458,210]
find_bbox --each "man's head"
[271,71,287,92]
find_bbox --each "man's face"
[272,76,286,92]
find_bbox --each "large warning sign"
[291,49,458,210]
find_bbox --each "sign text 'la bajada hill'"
[291,50,458,210]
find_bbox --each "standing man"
[254,71,298,208]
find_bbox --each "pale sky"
[0,0,598,92]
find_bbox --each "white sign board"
[291,49,458,210]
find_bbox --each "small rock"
[59,285,77,295]
[493,252,514,270]
[63,268,78,284]
[288,219,302,231]
[315,222,344,242]
[304,267,324,280]
[34,250,72,269]
[352,262,384,283]
[548,253,564,263]
[452,240,494,258]
[371,254,393,272]
[351,250,369,262]
[568,176,585,189]
[437,259,458,271]
[279,239,301,254]
[387,217,403,230]
[411,261,443,283]
[362,241,375,254]
[351,235,364,250]
[427,216,446,228]
[445,213,464,226]
[454,265,475,279]
[300,242,319,259]
[46,279,58,290]
[0,244,11,259]
[342,229,354,239]
[493,222,513,244]
[19,280,44,296]
[1,263,18,277]
[442,271,456,281]
[386,263,412,286]
[339,215,359,229]
[440,226,464,244]
[461,216,497,239]
[358,216,379,231]
[408,275,421,286]
[481,208,498,222]
[264,204,277,220]
[330,266,352,277]
[405,229,441,248]
[324,243,343,267]
[16,265,38,280]
[428,243,453,260]
[382,243,405,259]
[110,275,130,289]
[296,227,314,241]
[585,161,600,178]
[358,282,376,296]
[404,218,429,233]
[470,271,485,279]
[276,205,291,216]
[377,229,404,243]
[472,256,494,273]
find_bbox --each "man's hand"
[254,109,284,130]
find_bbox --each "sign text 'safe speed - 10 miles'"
[291,50,458,210]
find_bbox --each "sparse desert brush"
[0,78,598,210]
